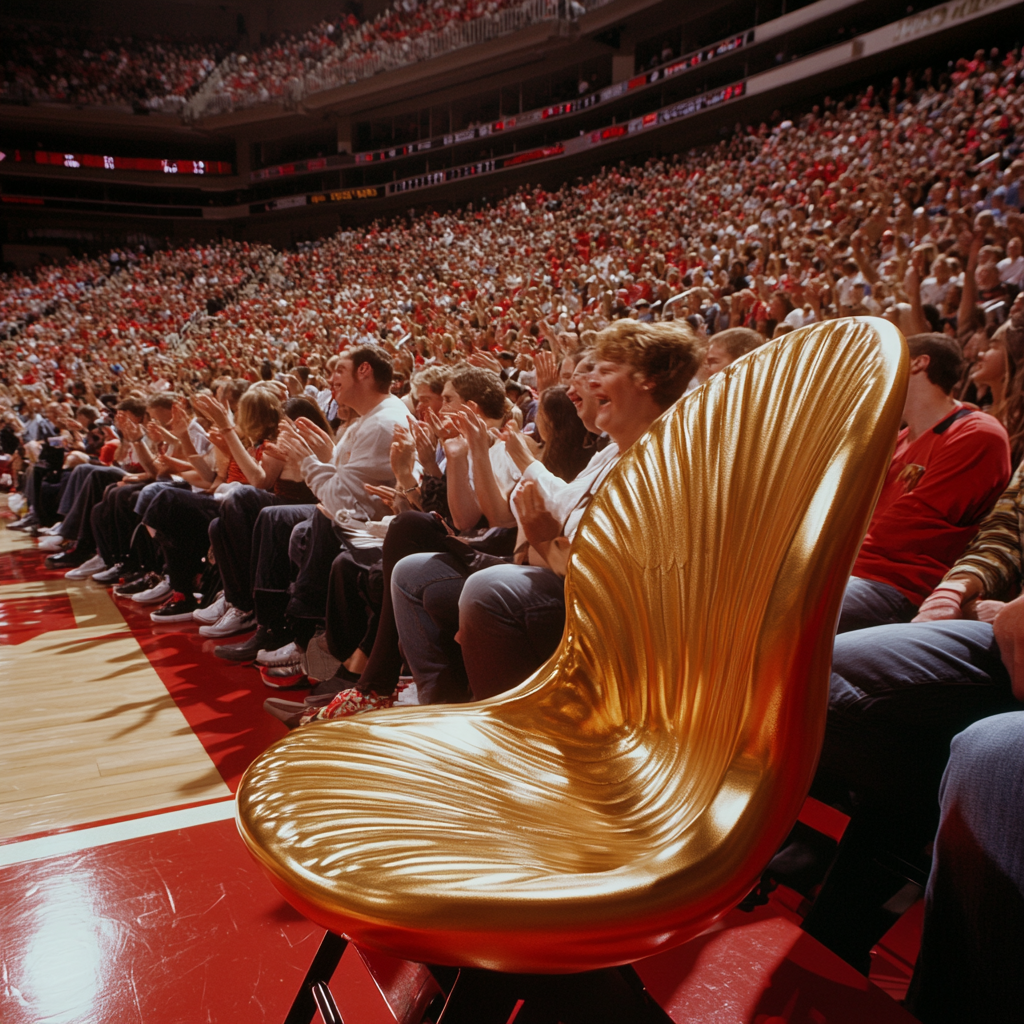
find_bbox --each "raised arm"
[456,410,516,528]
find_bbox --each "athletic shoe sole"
[198,615,256,639]
[151,609,199,623]
[260,663,308,690]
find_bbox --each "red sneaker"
[300,688,396,724]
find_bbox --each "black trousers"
[61,466,124,554]
[143,488,220,595]
[326,511,448,695]
[324,549,383,666]
[92,480,147,567]
[286,509,380,624]
[252,504,317,629]
[35,468,65,527]
[209,487,296,613]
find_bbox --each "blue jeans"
[837,576,918,633]
[908,712,1024,1023]
[822,621,1014,804]
[459,564,565,700]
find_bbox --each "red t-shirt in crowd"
[853,405,1012,603]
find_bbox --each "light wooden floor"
[0,521,231,842]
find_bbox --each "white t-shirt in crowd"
[998,255,1024,288]
[300,393,411,520]
[919,276,953,308]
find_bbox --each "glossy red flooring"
[0,531,922,1024]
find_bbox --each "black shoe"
[9,513,38,532]
[150,592,200,623]
[45,548,86,570]
[214,625,286,662]
[113,571,161,597]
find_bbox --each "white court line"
[0,798,237,868]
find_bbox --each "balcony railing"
[183,0,604,121]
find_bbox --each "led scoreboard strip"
[1,149,233,175]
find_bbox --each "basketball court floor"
[0,516,921,1023]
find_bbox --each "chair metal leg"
[311,980,344,1024]
[283,930,349,1024]
[430,964,673,1024]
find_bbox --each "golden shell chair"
[238,317,907,979]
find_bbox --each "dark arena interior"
[1,0,1023,1021]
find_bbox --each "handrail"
[184,0,565,121]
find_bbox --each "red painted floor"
[0,816,395,1024]
[0,537,923,1024]
[0,592,78,644]
[635,899,919,1024]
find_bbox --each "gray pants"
[391,553,564,704]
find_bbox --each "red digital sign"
[1,150,233,175]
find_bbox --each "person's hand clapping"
[534,350,559,393]
[408,416,441,476]
[364,482,410,515]
[453,409,491,463]
[291,417,335,463]
[502,419,540,473]
[390,423,418,483]
[169,401,191,439]
[467,350,503,375]
[145,419,176,446]
[514,481,561,547]
[274,419,315,462]
[193,392,233,432]
[262,439,293,464]
[116,411,143,443]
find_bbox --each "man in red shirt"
[839,332,1012,633]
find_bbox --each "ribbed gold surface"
[237,317,907,972]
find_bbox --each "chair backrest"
[511,316,907,905]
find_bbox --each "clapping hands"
[277,416,334,464]
[192,392,233,431]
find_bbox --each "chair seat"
[238,317,908,974]
[240,699,767,970]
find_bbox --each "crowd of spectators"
[1,46,1024,1020]
[0,24,224,109]
[212,0,529,109]
[0,0,540,112]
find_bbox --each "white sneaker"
[132,576,172,604]
[65,554,107,580]
[198,605,255,638]
[38,525,62,536]
[38,534,65,552]
[257,641,299,666]
[395,679,419,706]
[193,592,227,625]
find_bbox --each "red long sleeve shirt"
[853,405,1012,603]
